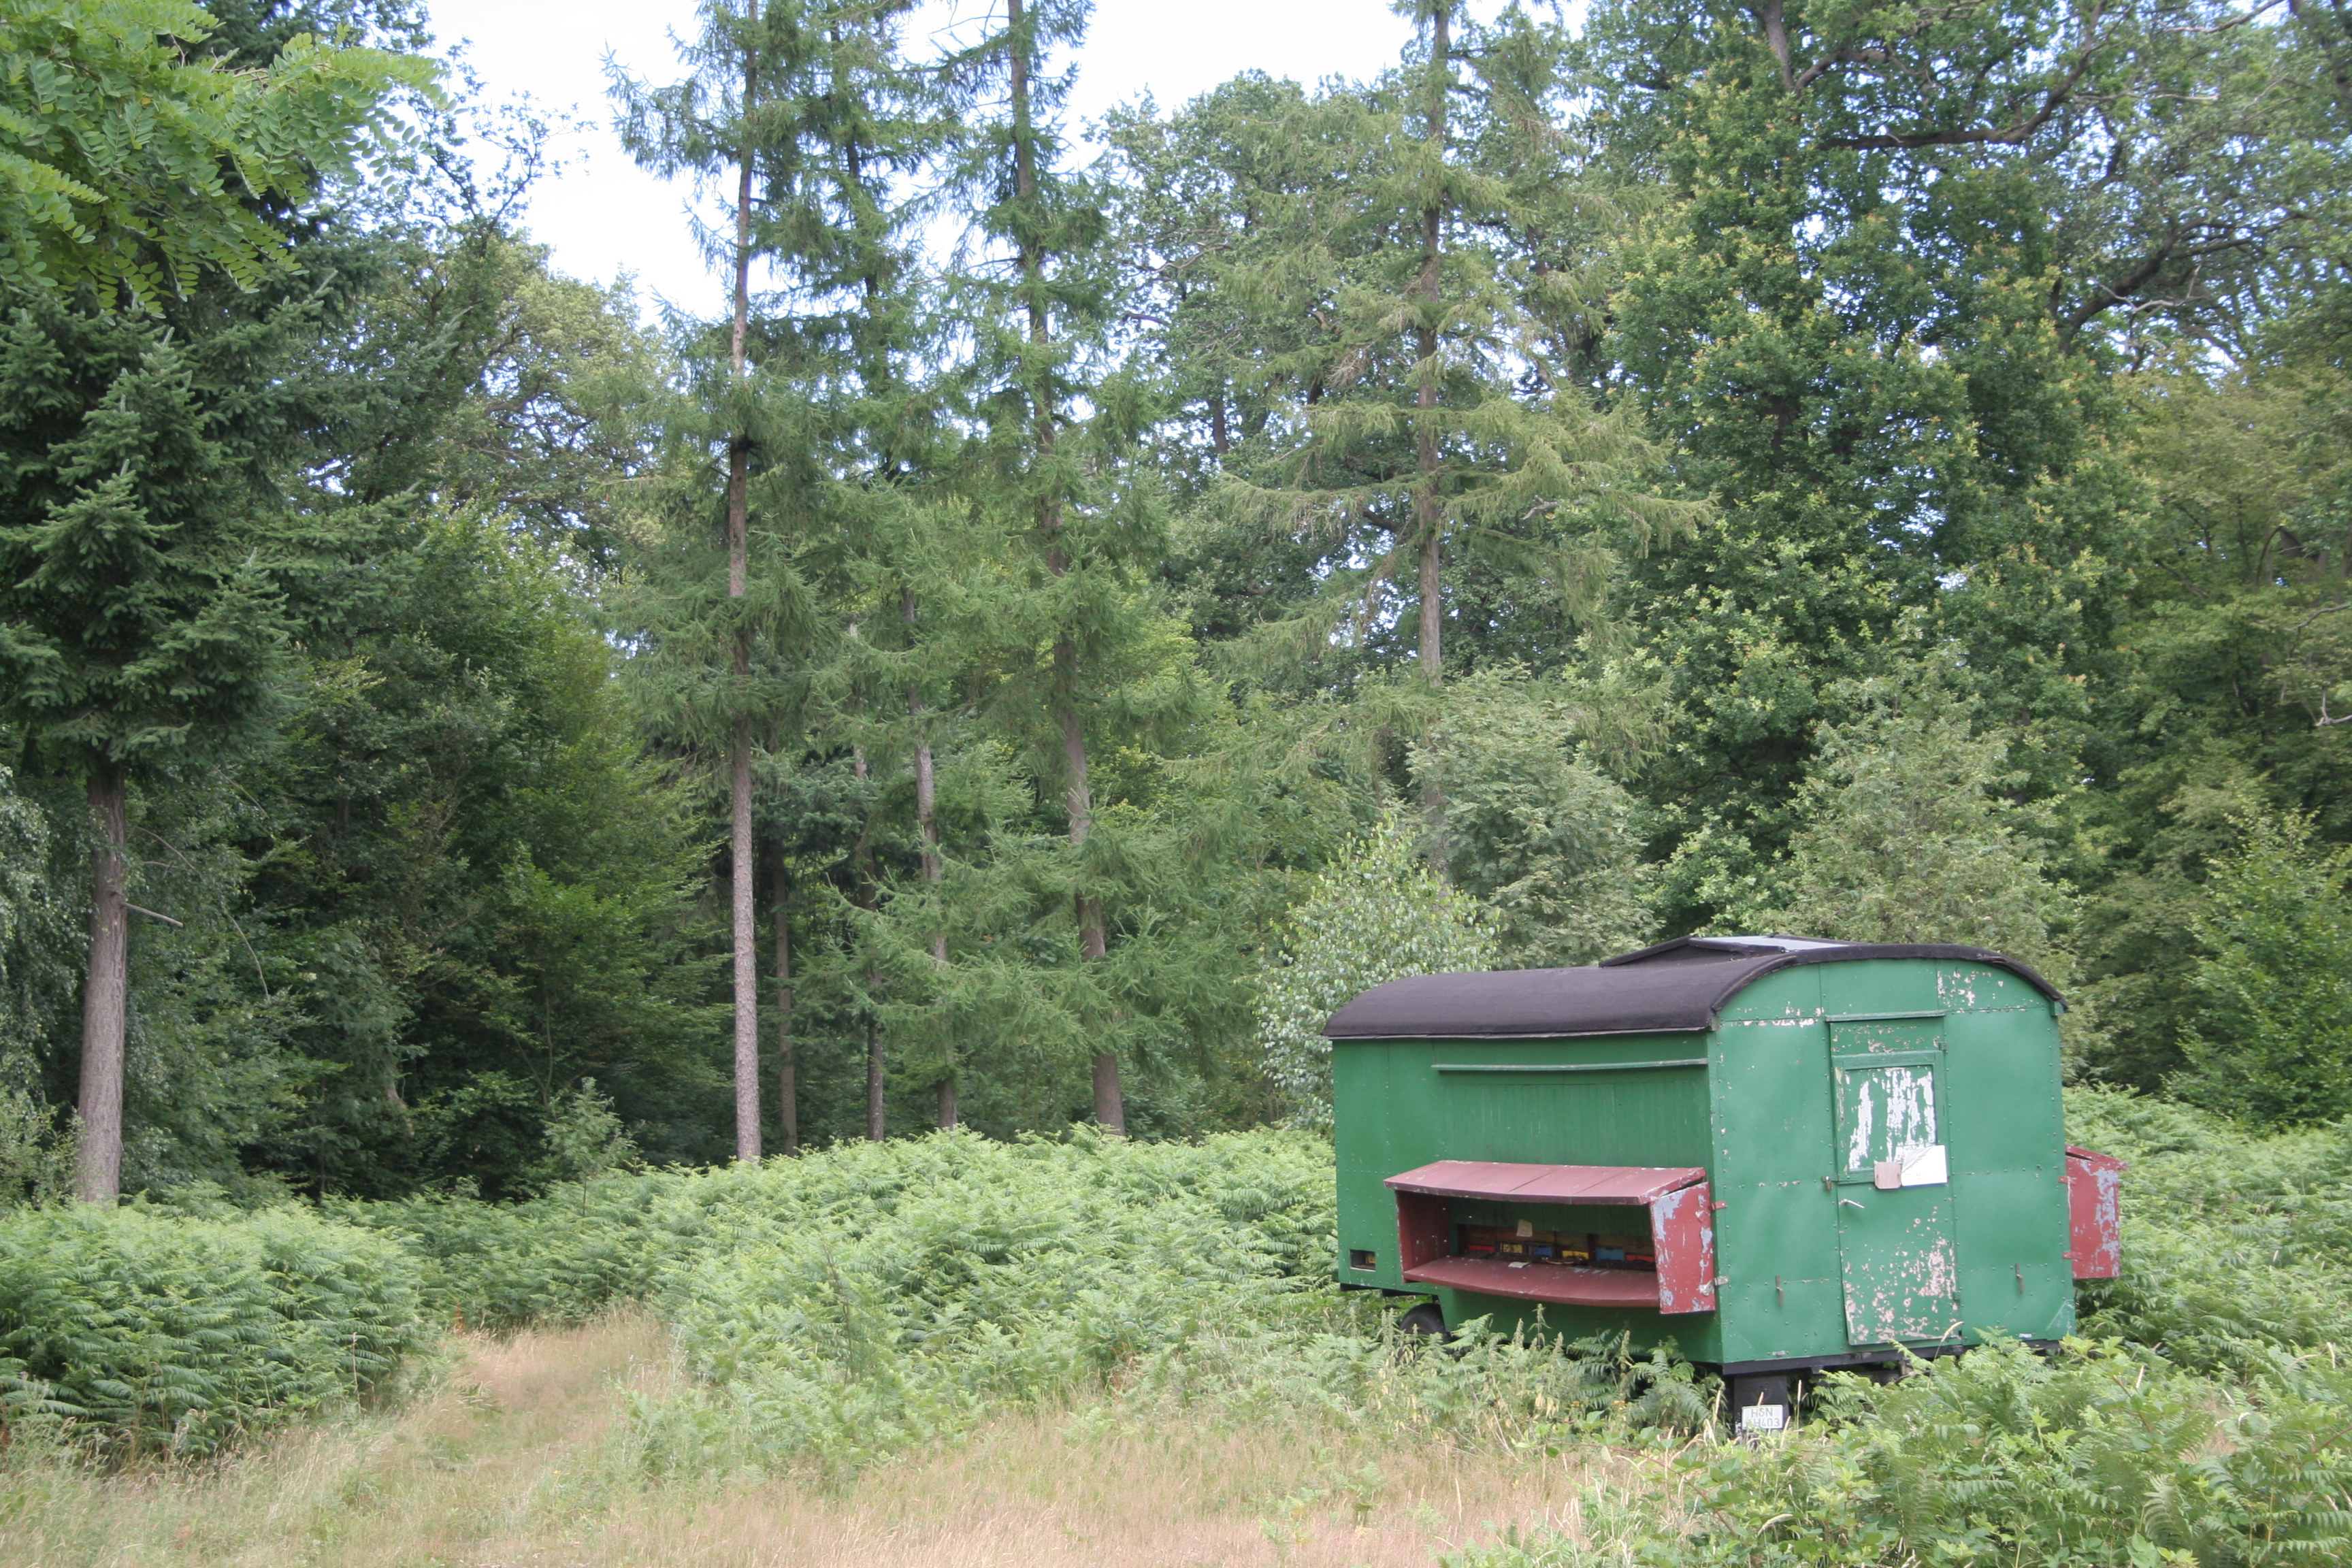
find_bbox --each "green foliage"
[0,1085,72,1207]
[0,763,76,1102]
[1591,0,2153,924]
[247,513,725,1194]
[325,1173,681,1330]
[307,1130,1718,1480]
[2068,353,2352,1093]
[0,1201,426,1455]
[0,0,429,306]
[1452,1340,2352,1568]
[527,1078,641,1190]
[619,1129,1328,1475]
[0,297,298,781]
[2170,811,2352,1128]
[2064,1086,2352,1375]
[1411,668,1652,967]
[1256,813,1497,1126]
[538,1128,1708,1478]
[1739,652,2072,967]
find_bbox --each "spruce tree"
[0,14,416,1203]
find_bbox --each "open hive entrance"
[1386,1161,1717,1315]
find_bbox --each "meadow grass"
[12,1100,2352,1566]
[0,1313,1601,1568]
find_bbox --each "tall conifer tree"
[0,12,417,1202]
[936,0,1166,1130]
[614,0,785,1162]
[619,0,941,1152]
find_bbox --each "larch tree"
[781,5,959,1134]
[934,0,1171,1131]
[1159,4,1692,865]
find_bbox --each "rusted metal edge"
[1432,1058,1708,1073]
[1384,1160,1708,1205]
[1821,1009,1948,1024]
[1330,1026,1708,1043]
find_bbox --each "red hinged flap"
[1651,1180,1717,1315]
[1396,1257,1665,1309]
[2063,1145,2124,1280]
[1385,1160,1706,1205]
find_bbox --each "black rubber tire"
[1398,1303,1453,1341]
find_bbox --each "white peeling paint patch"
[1842,1064,1938,1174]
[1845,1076,1876,1171]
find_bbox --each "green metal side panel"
[1331,1032,1718,1357]
[1810,962,2074,1350]
[1333,1037,1423,1292]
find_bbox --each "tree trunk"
[908,593,953,1127]
[1011,0,1122,1132]
[726,23,762,1164]
[866,1017,885,1141]
[1062,672,1120,1130]
[768,841,796,1156]
[1414,3,1450,880]
[74,768,129,1205]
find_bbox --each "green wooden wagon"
[1325,936,2124,1426]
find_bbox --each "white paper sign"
[1899,1143,1948,1188]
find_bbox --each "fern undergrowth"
[7,1092,2352,1565]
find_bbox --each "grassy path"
[3,1316,1592,1567]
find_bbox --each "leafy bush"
[0,1085,74,1206]
[1256,815,1497,1128]
[0,1203,427,1456]
[619,1128,1341,1474]
[325,1172,688,1331]
[2065,1086,2352,1375]
[2170,808,2352,1128]
[1765,657,2071,965]
[1448,1340,2352,1567]
[1407,667,1653,968]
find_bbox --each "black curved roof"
[1321,935,2063,1041]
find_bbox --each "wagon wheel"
[1397,1303,1452,1342]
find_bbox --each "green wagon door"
[1830,1022,1960,1346]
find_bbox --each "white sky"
[422,0,1429,316]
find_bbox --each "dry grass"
[2,1313,1619,1568]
